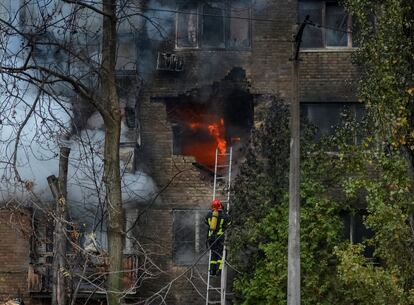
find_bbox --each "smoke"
[0,81,157,247]
[136,0,175,82]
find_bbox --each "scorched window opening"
[175,0,252,49]
[166,95,253,169]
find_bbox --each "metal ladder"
[206,147,233,305]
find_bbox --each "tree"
[228,98,347,305]
[343,0,414,174]
[0,1,147,304]
[328,1,414,303]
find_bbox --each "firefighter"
[205,199,230,276]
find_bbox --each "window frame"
[175,0,252,50]
[301,102,365,144]
[172,209,209,265]
[299,0,357,50]
[175,4,200,49]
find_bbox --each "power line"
[305,19,353,34]
[140,6,354,34]
[133,6,276,23]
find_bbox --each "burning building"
[0,0,360,304]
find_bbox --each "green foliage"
[229,97,414,304]
[229,99,346,304]
[344,0,414,150]
[333,131,414,304]
[229,3,414,299]
[336,244,414,305]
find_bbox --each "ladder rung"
[218,153,230,156]
[215,177,227,180]
[208,287,221,290]
[216,165,229,168]
[207,302,221,304]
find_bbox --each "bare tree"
[0,1,215,304]
[0,1,145,304]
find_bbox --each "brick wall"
[134,1,360,304]
[0,1,361,305]
[0,209,31,305]
[299,50,360,102]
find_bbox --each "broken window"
[229,0,251,48]
[176,4,198,48]
[176,0,251,49]
[173,210,208,265]
[299,1,357,48]
[202,3,225,47]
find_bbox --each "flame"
[208,118,227,155]
[184,116,227,166]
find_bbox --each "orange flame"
[184,117,227,167]
[208,118,227,155]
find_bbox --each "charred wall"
[136,1,298,304]
[135,0,360,304]
[0,0,362,304]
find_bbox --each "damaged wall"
[134,0,361,304]
[0,0,361,304]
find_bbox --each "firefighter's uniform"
[205,208,230,276]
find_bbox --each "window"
[341,210,374,258]
[301,102,364,140]
[299,1,357,48]
[176,0,251,49]
[173,210,209,265]
[176,4,198,47]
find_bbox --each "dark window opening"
[176,5,198,48]
[202,3,225,47]
[341,210,375,258]
[325,2,348,47]
[299,0,357,48]
[299,1,323,48]
[173,210,208,265]
[165,87,253,169]
[176,0,251,49]
[301,102,365,140]
[229,0,251,48]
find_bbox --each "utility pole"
[288,15,308,305]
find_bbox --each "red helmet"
[212,199,222,210]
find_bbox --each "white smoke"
[0,81,157,246]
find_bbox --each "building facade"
[0,0,360,304]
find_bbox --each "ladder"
[206,147,233,305]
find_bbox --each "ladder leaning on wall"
[206,146,233,305]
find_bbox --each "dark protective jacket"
[205,209,230,239]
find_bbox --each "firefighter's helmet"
[212,199,222,210]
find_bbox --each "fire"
[208,118,227,155]
[185,116,227,167]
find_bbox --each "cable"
[305,19,353,34]
[140,7,355,34]
[138,6,282,23]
